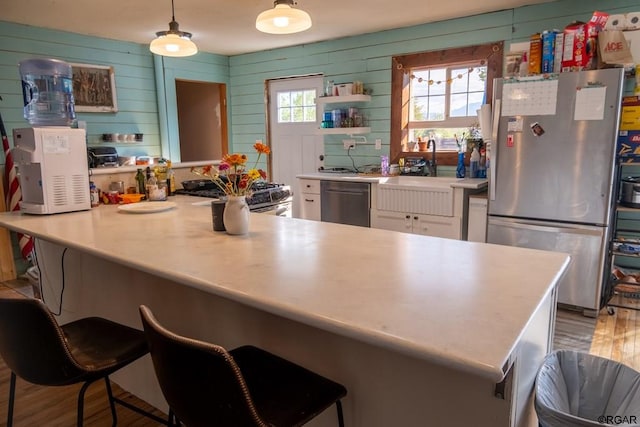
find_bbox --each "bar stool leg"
[104,377,118,426]
[77,380,92,427]
[7,372,16,427]
[336,400,345,427]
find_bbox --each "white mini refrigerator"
[12,127,90,214]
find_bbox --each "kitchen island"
[0,196,569,427]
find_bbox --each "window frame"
[390,42,503,165]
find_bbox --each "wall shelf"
[606,155,640,314]
[316,94,371,105]
[316,127,370,135]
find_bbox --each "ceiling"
[4,0,555,56]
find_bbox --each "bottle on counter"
[470,146,479,178]
[166,161,176,196]
[135,168,146,198]
[380,155,389,176]
[456,152,466,178]
[145,167,157,200]
[89,181,99,207]
[478,146,487,178]
[455,135,466,178]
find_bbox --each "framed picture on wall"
[70,63,118,112]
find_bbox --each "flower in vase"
[191,142,270,197]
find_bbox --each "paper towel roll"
[626,12,640,30]
[477,104,493,142]
[606,14,627,30]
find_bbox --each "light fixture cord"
[171,0,176,21]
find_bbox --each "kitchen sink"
[378,176,465,189]
[377,177,461,216]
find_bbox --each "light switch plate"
[375,139,382,150]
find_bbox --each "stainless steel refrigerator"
[487,68,624,315]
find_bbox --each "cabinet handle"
[405,215,411,219]
[305,198,315,202]
[306,185,311,188]
[414,216,418,220]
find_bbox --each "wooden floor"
[590,294,640,371]
[0,282,638,425]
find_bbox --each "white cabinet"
[295,178,321,221]
[372,210,461,239]
[468,194,488,242]
[372,183,466,240]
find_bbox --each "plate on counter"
[118,201,176,214]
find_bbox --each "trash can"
[535,350,640,426]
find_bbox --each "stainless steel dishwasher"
[320,180,370,227]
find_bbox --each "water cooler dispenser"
[11,58,89,214]
[12,127,90,214]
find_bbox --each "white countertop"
[0,196,567,382]
[297,173,488,189]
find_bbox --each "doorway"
[267,76,324,189]
[175,80,228,162]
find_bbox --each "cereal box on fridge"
[561,11,609,72]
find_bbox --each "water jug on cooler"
[19,58,76,126]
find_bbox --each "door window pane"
[277,89,317,123]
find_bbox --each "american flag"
[1,110,33,260]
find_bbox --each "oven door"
[251,200,292,217]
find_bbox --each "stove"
[317,167,357,174]
[175,179,293,215]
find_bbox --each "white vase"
[223,195,250,235]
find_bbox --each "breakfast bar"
[0,196,570,426]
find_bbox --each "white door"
[267,76,324,191]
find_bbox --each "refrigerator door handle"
[489,98,500,201]
[489,217,602,236]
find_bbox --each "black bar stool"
[0,296,167,426]
[140,305,347,427]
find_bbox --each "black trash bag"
[535,350,640,427]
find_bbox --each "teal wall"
[1,0,639,171]
[0,20,230,161]
[229,0,640,170]
[0,21,160,158]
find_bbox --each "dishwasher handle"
[322,188,369,197]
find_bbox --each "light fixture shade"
[150,31,198,57]
[256,1,312,34]
[150,0,198,57]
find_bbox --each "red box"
[561,11,608,71]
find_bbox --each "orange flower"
[254,142,270,154]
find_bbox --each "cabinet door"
[468,196,488,242]
[371,210,412,233]
[300,195,321,221]
[294,178,321,219]
[414,214,461,239]
[298,179,321,194]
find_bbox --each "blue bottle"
[456,152,466,178]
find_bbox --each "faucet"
[426,137,437,177]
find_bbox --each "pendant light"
[256,0,312,35]
[150,0,198,57]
